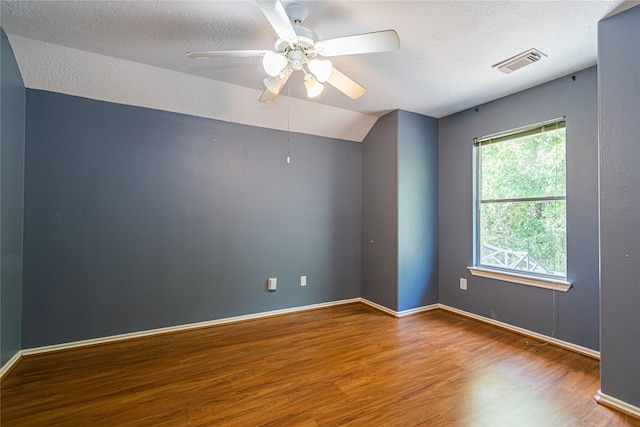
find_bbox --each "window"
[469,118,570,291]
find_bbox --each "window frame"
[470,118,572,292]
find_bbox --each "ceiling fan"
[187,0,400,103]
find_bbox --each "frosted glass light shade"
[308,59,333,82]
[263,52,288,76]
[263,68,292,95]
[304,74,324,98]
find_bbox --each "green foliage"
[479,129,567,276]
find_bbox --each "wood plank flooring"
[2,303,639,426]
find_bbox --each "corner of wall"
[597,3,640,410]
[1,28,26,368]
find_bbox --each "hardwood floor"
[2,303,638,426]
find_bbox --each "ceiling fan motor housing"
[274,25,319,61]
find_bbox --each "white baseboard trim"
[595,390,640,418]
[20,298,361,357]
[397,304,440,317]
[359,298,399,317]
[438,304,600,359]
[358,298,439,318]
[0,350,23,380]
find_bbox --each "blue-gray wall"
[1,29,25,367]
[598,5,640,407]
[439,66,600,350]
[361,112,398,309]
[362,110,439,312]
[397,110,439,311]
[22,90,361,348]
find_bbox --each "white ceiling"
[1,0,635,141]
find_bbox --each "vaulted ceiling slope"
[1,1,633,142]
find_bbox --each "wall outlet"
[300,275,307,287]
[267,277,277,291]
[460,278,467,290]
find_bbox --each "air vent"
[492,48,547,74]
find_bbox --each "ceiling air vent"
[492,48,547,74]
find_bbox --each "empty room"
[1,1,638,425]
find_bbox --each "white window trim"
[467,266,571,292]
[473,117,569,291]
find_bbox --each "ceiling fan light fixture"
[308,59,333,82]
[304,74,324,98]
[188,0,399,103]
[263,51,288,76]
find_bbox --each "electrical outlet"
[300,275,307,287]
[460,278,467,290]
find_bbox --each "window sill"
[467,266,572,292]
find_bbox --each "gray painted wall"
[1,29,25,367]
[361,112,399,309]
[598,5,640,407]
[397,110,439,311]
[439,67,600,350]
[22,90,361,348]
[362,110,439,312]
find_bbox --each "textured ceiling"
[1,0,634,140]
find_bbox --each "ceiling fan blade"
[315,30,400,57]
[259,88,278,103]
[187,50,268,59]
[326,68,366,99]
[256,0,298,46]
